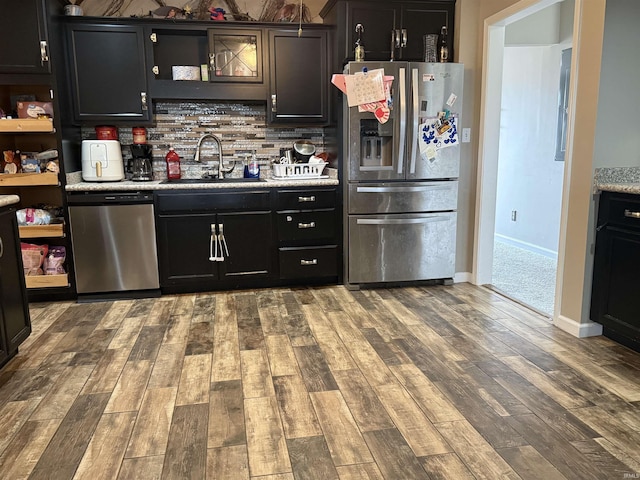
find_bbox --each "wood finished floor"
[1,283,640,479]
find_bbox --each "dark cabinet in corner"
[64,21,151,124]
[0,205,31,368]
[267,28,330,125]
[591,191,640,352]
[155,190,273,294]
[0,0,51,75]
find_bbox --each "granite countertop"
[594,167,640,194]
[0,195,20,208]
[65,169,339,192]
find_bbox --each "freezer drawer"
[348,181,458,214]
[348,212,456,284]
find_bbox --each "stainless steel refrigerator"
[343,61,464,287]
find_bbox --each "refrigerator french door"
[343,61,464,286]
[344,62,463,182]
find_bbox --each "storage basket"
[272,162,327,179]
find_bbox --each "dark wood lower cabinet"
[154,186,340,293]
[0,206,32,368]
[591,191,640,352]
[155,190,273,294]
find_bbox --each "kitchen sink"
[162,177,266,184]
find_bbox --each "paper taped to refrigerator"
[419,116,459,160]
[344,68,386,107]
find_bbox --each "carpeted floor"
[491,240,557,316]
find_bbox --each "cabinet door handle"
[40,41,49,65]
[150,33,157,43]
[209,224,218,261]
[141,92,148,111]
[219,223,229,257]
[624,209,640,219]
[300,259,318,266]
[394,29,401,49]
[298,195,316,203]
[0,236,3,259]
[271,94,277,113]
[298,222,316,229]
[401,29,407,47]
[152,65,159,75]
[209,53,215,72]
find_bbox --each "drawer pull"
[300,259,318,266]
[298,195,316,203]
[624,209,640,219]
[298,222,316,229]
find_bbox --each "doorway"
[473,0,574,317]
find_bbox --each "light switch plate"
[462,128,471,143]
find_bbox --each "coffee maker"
[129,144,153,181]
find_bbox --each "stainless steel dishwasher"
[68,191,160,297]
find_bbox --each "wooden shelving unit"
[0,172,59,186]
[18,222,64,238]
[25,273,69,289]
[0,118,54,133]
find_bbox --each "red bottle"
[165,147,181,180]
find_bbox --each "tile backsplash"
[82,100,336,180]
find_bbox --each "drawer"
[279,245,338,279]
[155,190,270,213]
[276,188,336,210]
[277,210,336,242]
[604,193,640,231]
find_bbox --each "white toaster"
[81,140,125,182]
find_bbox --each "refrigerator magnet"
[423,74,435,82]
[446,93,458,107]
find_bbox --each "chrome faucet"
[193,133,234,179]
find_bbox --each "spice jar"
[132,127,147,144]
[165,147,181,180]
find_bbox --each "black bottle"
[438,26,449,63]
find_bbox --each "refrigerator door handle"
[397,68,407,175]
[356,185,452,193]
[357,216,450,226]
[409,68,420,174]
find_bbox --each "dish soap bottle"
[244,151,260,179]
[165,146,181,180]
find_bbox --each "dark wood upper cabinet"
[267,28,330,125]
[321,0,455,64]
[147,25,267,101]
[65,22,151,124]
[0,0,50,74]
[398,3,454,61]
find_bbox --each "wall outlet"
[511,210,517,221]
[462,128,471,143]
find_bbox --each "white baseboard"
[554,314,603,338]
[454,272,472,283]
[495,234,558,261]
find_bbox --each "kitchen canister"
[95,125,118,140]
[132,127,147,144]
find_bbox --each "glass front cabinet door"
[208,29,263,84]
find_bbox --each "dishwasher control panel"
[68,192,153,205]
